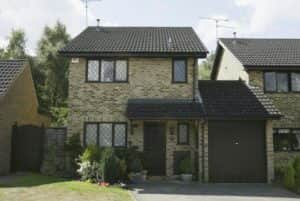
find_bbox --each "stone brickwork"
[248,71,300,128]
[68,57,195,139]
[0,65,50,175]
[127,120,198,177]
[68,57,198,177]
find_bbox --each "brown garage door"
[208,121,266,183]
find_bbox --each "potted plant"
[179,157,193,182]
[128,157,147,183]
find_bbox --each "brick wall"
[248,71,300,128]
[68,57,195,139]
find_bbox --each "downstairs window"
[273,128,300,152]
[84,122,127,147]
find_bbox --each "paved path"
[131,182,300,201]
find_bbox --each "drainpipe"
[192,58,197,101]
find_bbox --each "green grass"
[0,173,132,201]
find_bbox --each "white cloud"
[235,0,300,33]
[0,0,116,55]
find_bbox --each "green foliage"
[2,29,26,59]
[50,107,68,127]
[77,161,102,182]
[283,163,296,190]
[179,157,193,174]
[101,148,121,183]
[128,158,143,173]
[293,156,300,188]
[65,133,83,173]
[33,21,70,118]
[79,145,102,162]
[198,52,215,80]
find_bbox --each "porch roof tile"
[126,99,204,120]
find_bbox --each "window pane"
[264,72,276,92]
[99,123,112,147]
[291,73,300,92]
[115,60,127,81]
[277,73,289,92]
[101,60,114,82]
[294,134,300,151]
[87,60,99,81]
[114,124,126,147]
[85,123,97,145]
[178,124,188,144]
[174,60,186,82]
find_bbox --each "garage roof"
[198,80,282,119]
[126,99,204,120]
[0,59,26,97]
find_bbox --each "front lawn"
[0,173,132,201]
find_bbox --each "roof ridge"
[87,26,194,29]
[220,37,300,40]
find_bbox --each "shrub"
[65,133,83,174]
[119,159,127,180]
[80,145,102,162]
[179,157,193,174]
[283,163,296,190]
[77,161,102,182]
[128,158,143,173]
[293,156,300,190]
[101,148,121,183]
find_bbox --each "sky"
[1,0,300,55]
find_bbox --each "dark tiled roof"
[0,60,26,97]
[60,27,208,57]
[198,80,281,119]
[126,99,204,120]
[220,38,300,68]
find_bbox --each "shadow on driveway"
[131,181,300,201]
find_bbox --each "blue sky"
[1,0,300,54]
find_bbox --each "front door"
[143,122,166,176]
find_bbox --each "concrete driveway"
[131,181,300,201]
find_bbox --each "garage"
[208,120,267,183]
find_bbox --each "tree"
[35,21,70,113]
[198,52,215,80]
[3,29,26,59]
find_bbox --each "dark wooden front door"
[144,122,166,176]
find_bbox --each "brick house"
[211,38,300,164]
[0,59,50,175]
[60,27,281,183]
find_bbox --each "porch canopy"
[126,99,204,120]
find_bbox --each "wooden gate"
[11,125,45,172]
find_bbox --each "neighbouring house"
[211,38,300,164]
[60,26,280,183]
[0,59,50,175]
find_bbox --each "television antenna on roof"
[199,17,234,41]
[81,0,102,27]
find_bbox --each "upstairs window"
[173,59,187,83]
[177,123,189,145]
[86,59,128,82]
[264,72,300,92]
